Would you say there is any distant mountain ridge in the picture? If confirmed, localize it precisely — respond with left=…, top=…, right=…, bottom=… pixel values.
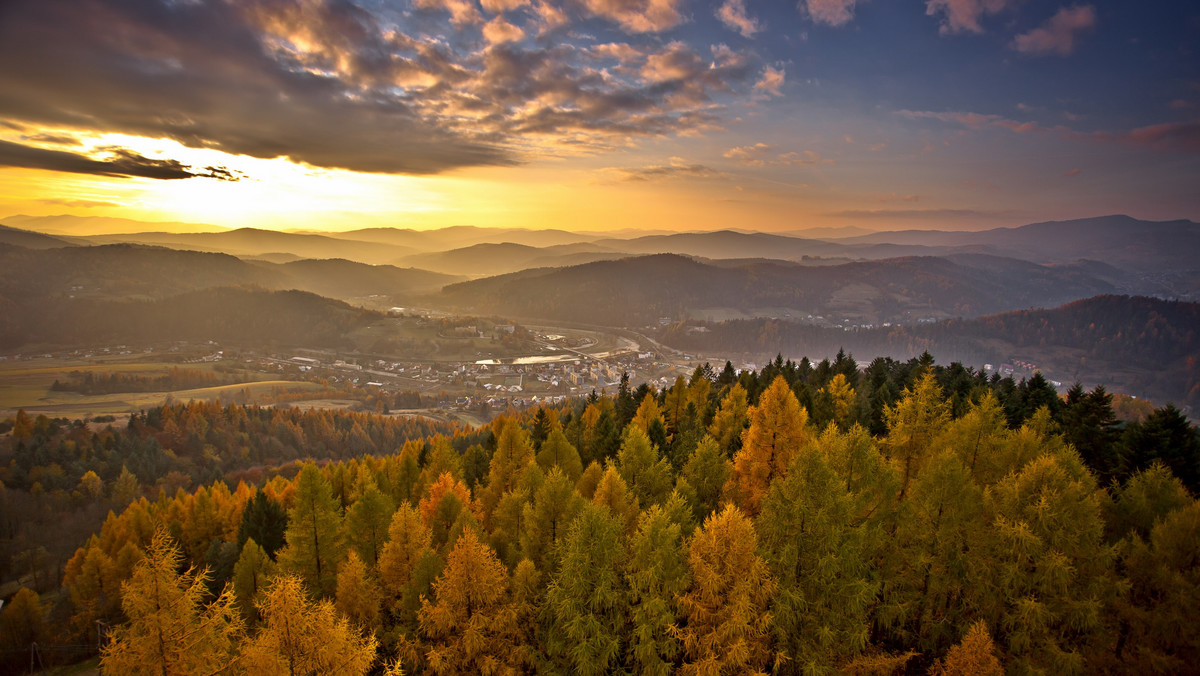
left=0, top=243, right=462, bottom=304
left=834, top=215, right=1200, bottom=270
left=8, top=214, right=1196, bottom=289
left=3, top=213, right=229, bottom=235
left=437, top=252, right=1121, bottom=326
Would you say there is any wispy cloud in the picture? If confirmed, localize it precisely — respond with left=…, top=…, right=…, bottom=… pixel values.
left=718, top=0, right=761, bottom=37
left=755, top=65, right=786, bottom=96
left=581, top=0, right=684, bottom=33
left=414, top=0, right=481, bottom=26
left=482, top=15, right=525, bottom=45
left=898, top=108, right=1200, bottom=154
left=480, top=0, right=530, bottom=13
left=1011, top=5, right=1097, bottom=56
left=801, top=0, right=863, bottom=27
left=925, top=0, right=1014, bottom=34
left=724, top=143, right=832, bottom=166
left=1115, top=120, right=1200, bottom=153
left=610, top=157, right=724, bottom=182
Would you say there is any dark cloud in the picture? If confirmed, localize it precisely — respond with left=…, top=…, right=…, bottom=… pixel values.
left=0, top=0, right=760, bottom=175
left=0, top=140, right=241, bottom=180
left=20, top=132, right=80, bottom=145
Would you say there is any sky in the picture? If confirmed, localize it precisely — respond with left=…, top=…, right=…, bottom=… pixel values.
left=0, top=0, right=1197, bottom=233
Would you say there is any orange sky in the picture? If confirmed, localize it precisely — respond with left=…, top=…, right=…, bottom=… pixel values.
left=1, top=0, right=1197, bottom=234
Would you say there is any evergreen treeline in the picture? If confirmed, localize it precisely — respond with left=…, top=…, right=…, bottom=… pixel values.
left=49, top=367, right=239, bottom=395
left=662, top=295, right=1200, bottom=408
left=2, top=355, right=1199, bottom=674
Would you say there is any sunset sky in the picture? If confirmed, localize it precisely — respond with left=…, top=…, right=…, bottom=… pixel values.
left=0, top=0, right=1196, bottom=233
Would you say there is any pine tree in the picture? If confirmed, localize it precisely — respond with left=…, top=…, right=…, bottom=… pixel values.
left=545, top=503, right=629, bottom=676
left=931, top=391, right=1008, bottom=485
left=1059, top=384, right=1121, bottom=482
left=1112, top=499, right=1200, bottom=672
left=708, top=383, right=749, bottom=455
left=883, top=372, right=950, bottom=500
left=241, top=575, right=377, bottom=676
left=101, top=528, right=242, bottom=675
left=480, top=420, right=536, bottom=523
left=682, top=436, right=732, bottom=522
left=967, top=449, right=1114, bottom=674
left=1105, top=462, right=1191, bottom=542
left=1119, top=404, right=1200, bottom=493
left=344, top=479, right=396, bottom=567
left=616, top=424, right=675, bottom=508
left=335, top=550, right=382, bottom=631
left=932, top=621, right=1003, bottom=676
left=626, top=505, right=690, bottom=676
left=418, top=529, right=522, bottom=674
left=232, top=538, right=276, bottom=620
left=592, top=463, right=640, bottom=533
left=663, top=375, right=690, bottom=436
left=817, top=373, right=857, bottom=430
left=420, top=437, right=464, bottom=487
left=277, top=463, right=345, bottom=597
left=677, top=505, right=776, bottom=676
left=536, top=427, right=583, bottom=483
left=758, top=444, right=878, bottom=675
left=520, top=467, right=585, bottom=570
left=419, top=472, right=475, bottom=552
left=887, top=449, right=985, bottom=655
left=379, top=503, right=440, bottom=626
left=0, top=587, right=47, bottom=658
left=729, top=375, right=812, bottom=515
left=633, top=393, right=666, bottom=433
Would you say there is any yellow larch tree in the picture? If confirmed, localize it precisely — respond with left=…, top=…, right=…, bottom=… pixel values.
left=676, top=505, right=776, bottom=676
left=240, top=574, right=377, bottom=676
left=100, top=528, right=243, bottom=676
left=728, top=375, right=812, bottom=515
left=418, top=529, right=522, bottom=675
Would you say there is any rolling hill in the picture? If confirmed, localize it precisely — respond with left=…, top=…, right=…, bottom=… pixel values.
left=0, top=286, right=381, bottom=350
left=835, top=215, right=1200, bottom=272
left=661, top=295, right=1200, bottom=408
left=436, top=253, right=1119, bottom=327
left=67, top=228, right=417, bottom=265
left=0, top=224, right=77, bottom=249
left=0, top=244, right=462, bottom=304
left=397, top=241, right=626, bottom=277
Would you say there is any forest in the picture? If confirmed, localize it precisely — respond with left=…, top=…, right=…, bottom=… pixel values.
left=1, top=355, right=1198, bottom=675
left=661, top=295, right=1200, bottom=409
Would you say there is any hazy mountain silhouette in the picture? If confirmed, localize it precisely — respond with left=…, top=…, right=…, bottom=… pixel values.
left=437, top=253, right=1119, bottom=326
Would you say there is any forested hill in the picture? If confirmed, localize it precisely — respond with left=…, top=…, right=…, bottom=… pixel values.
left=0, top=286, right=381, bottom=350
left=438, top=253, right=1119, bottom=326
left=0, top=243, right=461, bottom=304
left=662, top=295, right=1200, bottom=407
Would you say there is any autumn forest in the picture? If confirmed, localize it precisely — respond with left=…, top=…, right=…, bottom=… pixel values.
left=2, top=356, right=1198, bottom=675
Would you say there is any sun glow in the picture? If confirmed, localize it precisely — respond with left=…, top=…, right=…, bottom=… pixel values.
left=0, top=128, right=454, bottom=230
